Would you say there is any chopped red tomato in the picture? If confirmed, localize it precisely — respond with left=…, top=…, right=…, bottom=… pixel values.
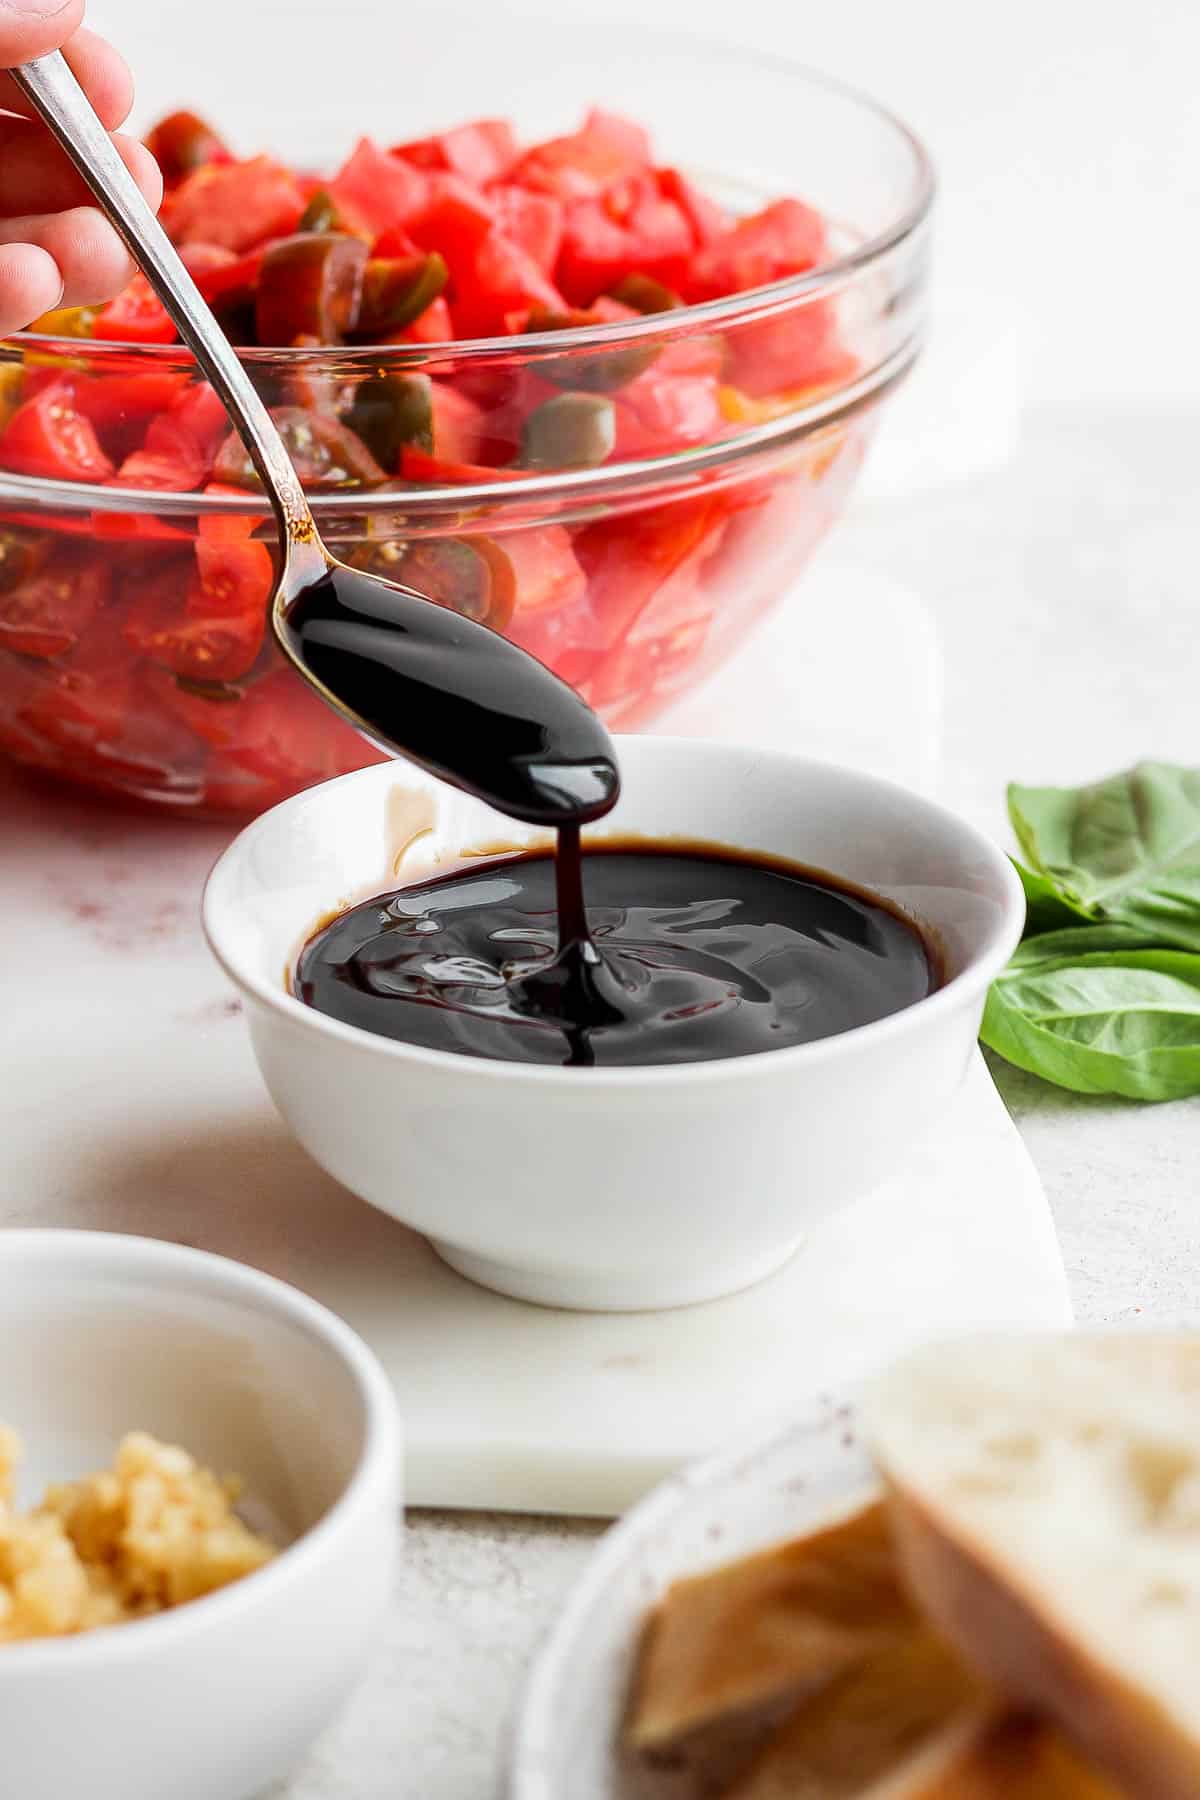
left=72, top=370, right=191, bottom=460
left=179, top=241, right=237, bottom=279
left=123, top=533, right=270, bottom=681
left=194, top=246, right=268, bottom=308
left=656, top=168, right=728, bottom=247
left=613, top=369, right=725, bottom=457
left=728, top=298, right=849, bottom=397
left=112, top=381, right=231, bottom=489
left=408, top=174, right=497, bottom=269
left=90, top=510, right=193, bottom=544
left=163, top=158, right=307, bottom=253
left=429, top=384, right=486, bottom=464
left=328, top=138, right=428, bottom=238
left=392, top=120, right=517, bottom=187
left=145, top=111, right=231, bottom=186
left=0, top=555, right=108, bottom=658
left=391, top=293, right=453, bottom=343
left=112, top=446, right=205, bottom=490
left=511, top=109, right=650, bottom=200
left=684, top=198, right=827, bottom=301
left=18, top=612, right=135, bottom=751
left=489, top=187, right=564, bottom=273
left=573, top=493, right=728, bottom=652
left=93, top=274, right=177, bottom=344
left=0, top=382, right=115, bottom=482
left=147, top=382, right=231, bottom=468
left=399, top=447, right=525, bottom=484
left=141, top=662, right=244, bottom=749
left=451, top=232, right=565, bottom=338
left=223, top=669, right=377, bottom=787
left=557, top=173, right=694, bottom=305
left=478, top=525, right=586, bottom=615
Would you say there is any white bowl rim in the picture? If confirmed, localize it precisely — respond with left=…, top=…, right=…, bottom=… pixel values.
left=506, top=1395, right=877, bottom=1797
left=202, top=738, right=1025, bottom=1092
left=0, top=1228, right=401, bottom=1671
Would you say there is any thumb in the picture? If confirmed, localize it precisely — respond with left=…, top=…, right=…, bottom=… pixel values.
left=0, top=0, right=87, bottom=70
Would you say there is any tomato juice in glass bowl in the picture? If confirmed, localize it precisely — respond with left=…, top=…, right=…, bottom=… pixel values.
left=0, top=37, right=931, bottom=817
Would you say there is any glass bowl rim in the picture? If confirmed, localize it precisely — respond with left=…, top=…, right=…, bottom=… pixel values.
left=6, top=50, right=934, bottom=366
left=0, top=333, right=918, bottom=520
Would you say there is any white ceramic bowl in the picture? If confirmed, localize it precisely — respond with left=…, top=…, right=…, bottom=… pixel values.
left=203, top=740, right=1023, bottom=1312
left=0, top=1230, right=402, bottom=1800
left=507, top=1395, right=876, bottom=1800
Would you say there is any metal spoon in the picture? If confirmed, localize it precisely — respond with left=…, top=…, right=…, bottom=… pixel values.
left=11, top=52, right=619, bottom=827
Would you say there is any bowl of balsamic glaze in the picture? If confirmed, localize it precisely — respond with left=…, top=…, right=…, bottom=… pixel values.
left=204, top=743, right=1023, bottom=1311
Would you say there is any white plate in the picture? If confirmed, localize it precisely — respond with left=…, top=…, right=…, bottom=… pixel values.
left=506, top=1400, right=878, bottom=1800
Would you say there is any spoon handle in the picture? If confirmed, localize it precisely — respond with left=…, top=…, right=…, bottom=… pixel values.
left=12, top=51, right=322, bottom=567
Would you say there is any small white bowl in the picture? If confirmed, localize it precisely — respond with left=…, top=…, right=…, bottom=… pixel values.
left=203, top=740, right=1023, bottom=1312
left=0, top=1230, right=402, bottom=1800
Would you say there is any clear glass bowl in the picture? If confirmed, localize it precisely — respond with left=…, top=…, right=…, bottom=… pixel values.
left=0, top=25, right=931, bottom=815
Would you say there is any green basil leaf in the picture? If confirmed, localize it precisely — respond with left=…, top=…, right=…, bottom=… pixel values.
left=1008, top=924, right=1164, bottom=968
left=1013, top=858, right=1093, bottom=935
left=982, top=946, right=1200, bottom=1100
left=1009, top=761, right=1200, bottom=951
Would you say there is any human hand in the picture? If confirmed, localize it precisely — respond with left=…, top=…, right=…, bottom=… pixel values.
left=0, top=0, right=162, bottom=334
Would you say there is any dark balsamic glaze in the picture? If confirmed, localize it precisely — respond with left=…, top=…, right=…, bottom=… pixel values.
left=286, top=569, right=935, bottom=1067
left=295, top=841, right=936, bottom=1069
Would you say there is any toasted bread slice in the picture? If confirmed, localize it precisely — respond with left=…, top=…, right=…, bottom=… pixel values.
left=868, top=1335, right=1200, bottom=1800
left=909, top=1715, right=1124, bottom=1798
left=627, top=1498, right=916, bottom=1756
left=721, top=1625, right=992, bottom=1799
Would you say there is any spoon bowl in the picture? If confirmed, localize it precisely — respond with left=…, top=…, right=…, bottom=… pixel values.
left=12, top=51, right=618, bottom=828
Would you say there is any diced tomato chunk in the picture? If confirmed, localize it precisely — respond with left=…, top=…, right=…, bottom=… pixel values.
left=489, top=187, right=563, bottom=273
left=194, top=246, right=268, bottom=307
left=511, top=110, right=650, bottom=200
left=122, top=532, right=270, bottom=681
left=0, top=381, right=115, bottom=482
left=481, top=525, right=586, bottom=615
left=399, top=447, right=524, bottom=484
left=574, top=494, right=728, bottom=652
left=392, top=120, right=517, bottom=187
left=613, top=369, right=725, bottom=457
left=451, top=232, right=565, bottom=338
left=145, top=111, right=231, bottom=186
left=408, top=174, right=496, bottom=267
left=162, top=157, right=307, bottom=253
left=112, top=446, right=204, bottom=490
left=223, top=668, right=378, bottom=788
left=178, top=241, right=237, bottom=279
left=557, top=174, right=693, bottom=305
left=0, top=555, right=108, bottom=658
left=684, top=198, right=827, bottom=301
left=656, top=168, right=728, bottom=246
left=111, top=381, right=230, bottom=490
left=93, top=274, right=177, bottom=344
left=72, top=370, right=191, bottom=460
left=582, top=109, right=652, bottom=161
left=328, top=138, right=428, bottom=238
left=728, top=298, right=849, bottom=397
left=429, top=384, right=486, bottom=464
left=391, top=294, right=453, bottom=343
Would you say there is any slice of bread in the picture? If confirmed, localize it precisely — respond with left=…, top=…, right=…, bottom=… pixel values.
left=909, top=1715, right=1124, bottom=1798
left=626, top=1498, right=916, bottom=1757
left=867, top=1334, right=1200, bottom=1800
left=721, top=1625, right=993, bottom=1799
